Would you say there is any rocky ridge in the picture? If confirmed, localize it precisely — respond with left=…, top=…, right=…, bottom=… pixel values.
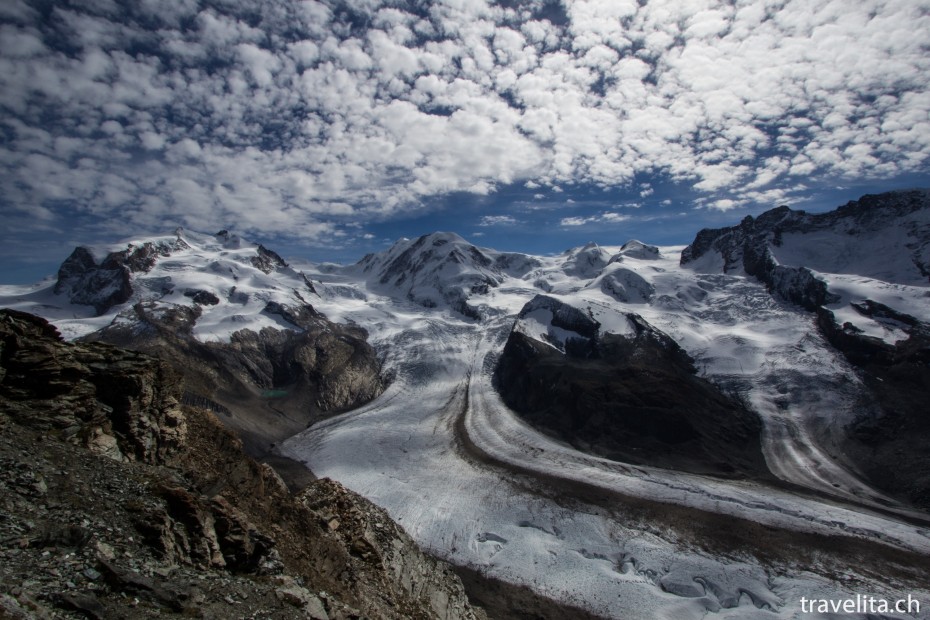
left=495, top=296, right=769, bottom=478
left=680, top=190, right=930, bottom=307
left=0, top=309, right=484, bottom=620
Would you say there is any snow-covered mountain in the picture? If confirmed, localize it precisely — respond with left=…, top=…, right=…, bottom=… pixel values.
left=347, top=231, right=539, bottom=319
left=0, top=229, right=383, bottom=456
left=3, top=190, right=930, bottom=619
left=3, top=228, right=323, bottom=341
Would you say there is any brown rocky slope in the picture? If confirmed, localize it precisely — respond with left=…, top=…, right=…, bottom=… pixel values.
left=0, top=309, right=484, bottom=620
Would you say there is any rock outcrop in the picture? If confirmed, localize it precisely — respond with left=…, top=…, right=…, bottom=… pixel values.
left=54, top=238, right=190, bottom=315
left=0, top=309, right=485, bottom=620
left=815, top=303, right=930, bottom=510
left=680, top=190, right=930, bottom=308
left=680, top=206, right=838, bottom=310
left=83, top=301, right=384, bottom=458
left=495, top=299, right=770, bottom=479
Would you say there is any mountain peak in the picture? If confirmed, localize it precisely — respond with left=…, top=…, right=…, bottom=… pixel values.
left=419, top=231, right=468, bottom=245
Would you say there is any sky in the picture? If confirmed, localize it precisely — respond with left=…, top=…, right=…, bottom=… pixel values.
left=1, top=0, right=929, bottom=282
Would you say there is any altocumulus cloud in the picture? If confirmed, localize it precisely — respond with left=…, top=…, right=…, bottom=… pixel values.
left=1, top=0, right=929, bottom=244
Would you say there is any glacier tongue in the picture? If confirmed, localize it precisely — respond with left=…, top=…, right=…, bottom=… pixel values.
left=281, top=238, right=930, bottom=619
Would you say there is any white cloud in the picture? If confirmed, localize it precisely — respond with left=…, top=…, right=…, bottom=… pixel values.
left=560, top=211, right=630, bottom=227
left=0, top=0, right=928, bottom=247
left=478, top=214, right=517, bottom=226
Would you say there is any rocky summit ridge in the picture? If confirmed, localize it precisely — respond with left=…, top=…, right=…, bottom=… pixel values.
left=0, top=309, right=484, bottom=620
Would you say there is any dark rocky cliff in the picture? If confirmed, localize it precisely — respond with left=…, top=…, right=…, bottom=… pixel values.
left=54, top=239, right=191, bottom=315
left=83, top=302, right=384, bottom=459
left=0, top=309, right=484, bottom=620
left=815, top=303, right=930, bottom=510
left=494, top=298, right=770, bottom=479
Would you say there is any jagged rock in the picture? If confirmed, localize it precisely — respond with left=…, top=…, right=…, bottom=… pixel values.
left=0, top=309, right=187, bottom=463
left=680, top=207, right=837, bottom=310
left=251, top=244, right=288, bottom=273
left=496, top=302, right=769, bottom=478
left=53, top=591, right=108, bottom=619
left=263, top=299, right=322, bottom=329
left=298, top=478, right=485, bottom=620
left=96, top=557, right=185, bottom=611
left=30, top=524, right=92, bottom=549
left=54, top=239, right=189, bottom=315
left=183, top=289, right=220, bottom=305
left=276, top=583, right=330, bottom=619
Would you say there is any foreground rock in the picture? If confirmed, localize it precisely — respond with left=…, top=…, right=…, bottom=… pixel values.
left=0, top=309, right=485, bottom=620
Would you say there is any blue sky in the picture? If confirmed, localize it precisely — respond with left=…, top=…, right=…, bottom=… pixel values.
left=1, top=0, right=930, bottom=282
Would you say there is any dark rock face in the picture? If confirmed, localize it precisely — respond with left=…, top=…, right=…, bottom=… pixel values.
left=680, top=190, right=930, bottom=308
left=54, top=239, right=189, bottom=315
left=519, top=295, right=600, bottom=341
left=0, top=309, right=484, bottom=620
left=83, top=302, right=384, bottom=457
left=816, top=305, right=930, bottom=510
left=681, top=208, right=837, bottom=310
left=184, top=289, right=220, bottom=305
left=263, top=299, right=322, bottom=329
left=251, top=244, right=288, bottom=274
left=0, top=309, right=186, bottom=464
left=495, top=303, right=770, bottom=479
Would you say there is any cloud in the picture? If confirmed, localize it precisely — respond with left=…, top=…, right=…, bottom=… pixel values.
left=478, top=214, right=518, bottom=226
left=560, top=211, right=630, bottom=227
left=0, top=0, right=928, bottom=245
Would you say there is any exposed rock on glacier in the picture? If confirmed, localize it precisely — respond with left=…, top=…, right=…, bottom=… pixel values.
left=495, top=295, right=770, bottom=478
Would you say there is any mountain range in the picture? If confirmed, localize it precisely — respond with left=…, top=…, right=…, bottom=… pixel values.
left=2, top=189, right=929, bottom=619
